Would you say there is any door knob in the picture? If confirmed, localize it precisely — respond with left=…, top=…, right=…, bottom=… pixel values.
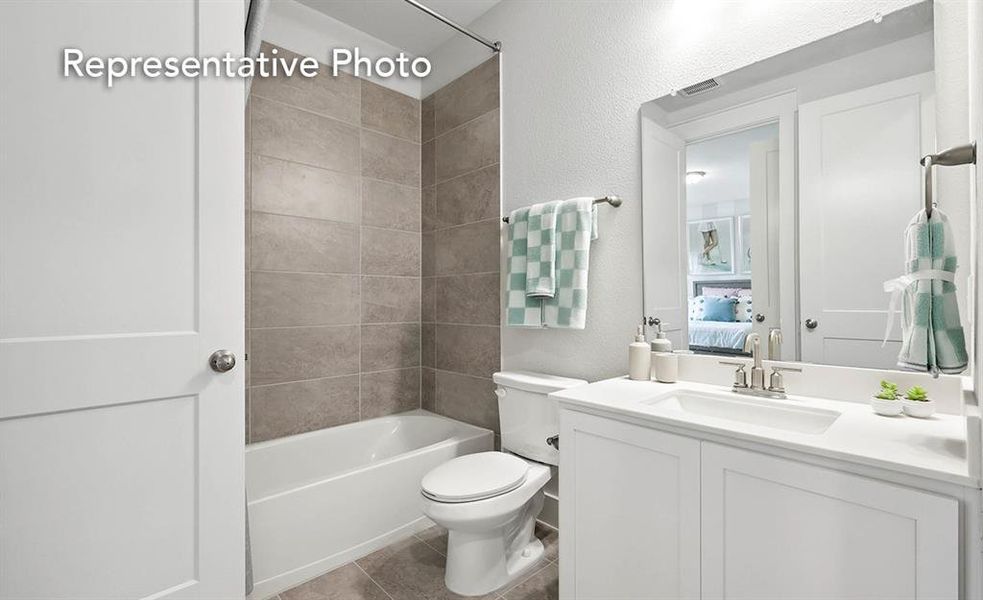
left=804, top=319, right=818, bottom=330
left=209, top=350, right=236, bottom=373
left=754, top=313, right=766, bottom=323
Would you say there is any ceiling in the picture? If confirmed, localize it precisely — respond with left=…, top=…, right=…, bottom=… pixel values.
left=294, top=0, right=501, bottom=56
left=686, top=123, right=779, bottom=208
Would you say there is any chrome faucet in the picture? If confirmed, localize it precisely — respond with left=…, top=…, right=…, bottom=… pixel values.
left=720, top=332, right=801, bottom=399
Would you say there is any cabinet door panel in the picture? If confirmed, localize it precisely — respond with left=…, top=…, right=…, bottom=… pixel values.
left=559, top=411, right=700, bottom=600
left=702, top=443, right=957, bottom=600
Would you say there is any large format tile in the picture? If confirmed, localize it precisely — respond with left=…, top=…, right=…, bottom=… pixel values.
left=435, top=273, right=500, bottom=325
left=361, top=178, right=421, bottom=232
left=433, top=56, right=499, bottom=137
left=251, top=96, right=359, bottom=172
left=422, top=231, right=436, bottom=277
left=502, top=563, right=559, bottom=600
left=361, top=129, right=421, bottom=187
left=251, top=212, right=358, bottom=273
left=434, top=324, right=500, bottom=378
left=435, top=164, right=499, bottom=228
left=422, top=139, right=435, bottom=188
left=421, top=277, right=436, bottom=323
left=251, top=43, right=360, bottom=125
left=421, top=323, right=435, bottom=367
left=434, top=370, right=498, bottom=432
left=361, top=227, right=421, bottom=276
left=434, top=219, right=500, bottom=275
left=249, top=375, right=359, bottom=442
left=361, top=276, right=421, bottom=323
left=422, top=186, right=437, bottom=232
left=356, top=537, right=498, bottom=600
left=249, top=325, right=359, bottom=385
left=422, top=94, right=436, bottom=143
left=361, top=79, right=421, bottom=142
left=251, top=272, right=359, bottom=328
left=251, top=155, right=358, bottom=223
left=421, top=367, right=436, bottom=411
left=360, top=368, right=421, bottom=419
left=361, top=323, right=420, bottom=372
left=434, top=109, right=499, bottom=183
left=279, top=562, right=389, bottom=600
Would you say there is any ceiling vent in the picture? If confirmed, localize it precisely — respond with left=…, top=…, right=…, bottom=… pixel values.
left=680, top=78, right=720, bottom=97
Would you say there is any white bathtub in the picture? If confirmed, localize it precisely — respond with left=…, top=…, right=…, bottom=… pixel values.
left=246, top=409, right=493, bottom=599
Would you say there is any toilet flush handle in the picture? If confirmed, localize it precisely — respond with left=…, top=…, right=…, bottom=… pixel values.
left=546, top=435, right=559, bottom=450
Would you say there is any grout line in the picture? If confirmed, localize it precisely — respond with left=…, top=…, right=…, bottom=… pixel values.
left=250, top=208, right=359, bottom=227
left=249, top=93, right=360, bottom=130
left=248, top=372, right=359, bottom=390
left=428, top=216, right=502, bottom=234
left=361, top=174, right=423, bottom=191
left=430, top=160, right=500, bottom=188
left=353, top=561, right=395, bottom=600
left=360, top=121, right=423, bottom=146
left=250, top=269, right=419, bottom=279
left=432, top=107, right=499, bottom=144
left=360, top=223, right=423, bottom=235
left=248, top=320, right=423, bottom=332
left=250, top=152, right=358, bottom=180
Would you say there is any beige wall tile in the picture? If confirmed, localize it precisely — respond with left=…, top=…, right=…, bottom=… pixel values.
left=421, top=277, right=435, bottom=323
left=435, top=370, right=498, bottom=432
left=361, top=276, right=421, bottom=323
left=435, top=164, right=499, bottom=228
left=361, top=227, right=421, bottom=276
left=361, top=79, right=421, bottom=142
left=434, top=324, right=500, bottom=378
left=421, top=231, right=435, bottom=277
left=251, top=96, right=359, bottom=172
left=434, top=109, right=499, bottom=183
left=251, top=212, right=358, bottom=273
left=361, top=129, right=421, bottom=187
left=251, top=272, right=359, bottom=328
left=421, top=322, right=435, bottom=367
left=251, top=155, right=358, bottom=223
left=433, top=56, right=500, bottom=137
left=421, top=367, right=436, bottom=412
left=249, top=376, right=359, bottom=442
left=250, top=43, right=360, bottom=125
left=434, top=219, right=500, bottom=275
left=435, top=273, right=500, bottom=325
left=361, top=178, right=421, bottom=232
left=421, top=186, right=437, bottom=232
left=421, top=95, right=436, bottom=143
left=360, top=368, right=421, bottom=419
left=250, top=325, right=359, bottom=386
left=421, top=139, right=435, bottom=188
left=361, top=323, right=420, bottom=371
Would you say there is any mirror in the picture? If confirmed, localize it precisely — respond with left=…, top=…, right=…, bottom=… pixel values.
left=641, top=1, right=969, bottom=372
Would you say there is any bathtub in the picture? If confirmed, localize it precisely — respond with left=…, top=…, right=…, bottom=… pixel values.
left=246, top=409, right=493, bottom=599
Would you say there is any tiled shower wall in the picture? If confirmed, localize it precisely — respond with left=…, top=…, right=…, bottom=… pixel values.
left=246, top=43, right=422, bottom=443
left=421, top=57, right=502, bottom=433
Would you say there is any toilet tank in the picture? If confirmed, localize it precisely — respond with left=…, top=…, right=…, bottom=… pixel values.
left=492, top=371, right=587, bottom=466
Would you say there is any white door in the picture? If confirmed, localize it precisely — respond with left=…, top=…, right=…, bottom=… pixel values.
left=748, top=138, right=781, bottom=347
left=0, top=2, right=245, bottom=599
left=559, top=410, right=700, bottom=600
left=641, top=105, right=688, bottom=348
left=702, top=443, right=957, bottom=600
left=799, top=73, right=935, bottom=368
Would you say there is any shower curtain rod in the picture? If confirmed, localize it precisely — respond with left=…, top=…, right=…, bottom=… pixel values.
left=402, top=0, right=501, bottom=53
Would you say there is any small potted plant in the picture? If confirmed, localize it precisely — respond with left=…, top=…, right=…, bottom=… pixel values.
left=870, top=380, right=902, bottom=416
left=902, top=385, right=935, bottom=418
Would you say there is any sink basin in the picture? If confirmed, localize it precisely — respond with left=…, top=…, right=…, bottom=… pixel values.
left=642, top=390, right=841, bottom=435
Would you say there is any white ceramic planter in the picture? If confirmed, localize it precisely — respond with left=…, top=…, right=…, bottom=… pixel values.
left=902, top=398, right=936, bottom=418
left=870, top=397, right=903, bottom=416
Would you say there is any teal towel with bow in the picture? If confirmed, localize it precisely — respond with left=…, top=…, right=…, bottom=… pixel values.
left=884, top=208, right=967, bottom=374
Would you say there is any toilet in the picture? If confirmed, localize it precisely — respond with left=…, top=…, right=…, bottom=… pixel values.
left=420, top=371, right=587, bottom=596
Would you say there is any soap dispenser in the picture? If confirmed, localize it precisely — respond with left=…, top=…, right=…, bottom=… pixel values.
left=629, top=325, right=651, bottom=380
left=649, top=319, right=673, bottom=353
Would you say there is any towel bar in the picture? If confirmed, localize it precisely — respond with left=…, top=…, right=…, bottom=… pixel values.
left=921, top=142, right=976, bottom=217
left=501, top=195, right=622, bottom=223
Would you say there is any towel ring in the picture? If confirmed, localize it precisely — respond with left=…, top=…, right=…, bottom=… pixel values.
left=921, top=142, right=976, bottom=217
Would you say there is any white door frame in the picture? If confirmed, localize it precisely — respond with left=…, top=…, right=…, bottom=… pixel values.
left=668, top=92, right=798, bottom=359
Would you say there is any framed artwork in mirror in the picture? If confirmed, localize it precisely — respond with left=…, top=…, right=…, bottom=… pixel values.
left=687, top=218, right=733, bottom=275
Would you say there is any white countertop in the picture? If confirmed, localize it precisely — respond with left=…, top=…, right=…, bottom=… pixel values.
left=552, top=377, right=977, bottom=488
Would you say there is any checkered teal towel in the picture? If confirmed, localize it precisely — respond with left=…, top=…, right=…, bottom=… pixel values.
left=885, top=208, right=967, bottom=374
left=506, top=198, right=598, bottom=329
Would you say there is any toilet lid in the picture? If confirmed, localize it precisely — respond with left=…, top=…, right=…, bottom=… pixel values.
left=421, top=452, right=529, bottom=503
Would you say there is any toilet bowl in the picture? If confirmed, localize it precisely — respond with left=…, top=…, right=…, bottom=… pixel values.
left=421, top=452, right=551, bottom=596
left=420, top=371, right=587, bottom=596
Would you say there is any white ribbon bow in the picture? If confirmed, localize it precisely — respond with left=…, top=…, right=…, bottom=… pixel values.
left=881, top=269, right=955, bottom=346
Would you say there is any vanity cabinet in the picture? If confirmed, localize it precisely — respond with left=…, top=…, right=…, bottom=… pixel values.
left=559, top=411, right=701, bottom=600
left=559, top=410, right=959, bottom=600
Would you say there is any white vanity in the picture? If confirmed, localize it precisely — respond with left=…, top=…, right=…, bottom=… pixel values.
left=554, top=375, right=979, bottom=600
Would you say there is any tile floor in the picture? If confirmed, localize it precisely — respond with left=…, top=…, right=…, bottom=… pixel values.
left=273, top=523, right=559, bottom=600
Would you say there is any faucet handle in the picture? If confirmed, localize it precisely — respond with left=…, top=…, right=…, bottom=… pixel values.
left=767, top=365, right=801, bottom=393
left=719, top=360, right=749, bottom=388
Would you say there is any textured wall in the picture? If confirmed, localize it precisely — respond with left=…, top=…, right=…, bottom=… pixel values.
left=424, top=0, right=923, bottom=383
left=246, top=43, right=422, bottom=443
left=421, top=57, right=503, bottom=434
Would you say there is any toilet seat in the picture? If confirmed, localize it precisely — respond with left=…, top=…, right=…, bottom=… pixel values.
left=421, top=452, right=529, bottom=503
